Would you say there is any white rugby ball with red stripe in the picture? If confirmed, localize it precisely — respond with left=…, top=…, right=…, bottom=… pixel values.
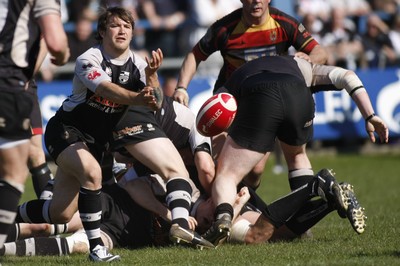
left=196, top=93, right=237, bottom=137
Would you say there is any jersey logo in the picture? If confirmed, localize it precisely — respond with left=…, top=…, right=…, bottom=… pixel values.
left=304, top=119, right=313, bottom=128
left=114, top=125, right=144, bottom=140
left=119, top=71, right=130, bottom=84
left=105, top=67, right=112, bottom=77
left=82, top=63, right=93, bottom=69
left=88, top=70, right=101, bottom=81
left=270, top=30, right=277, bottom=42
left=298, top=23, right=306, bottom=33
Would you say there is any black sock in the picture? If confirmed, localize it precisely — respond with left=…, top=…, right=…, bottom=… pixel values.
left=238, top=182, right=268, bottom=211
left=166, top=178, right=192, bottom=229
left=0, top=180, right=23, bottom=247
left=262, top=180, right=315, bottom=227
left=79, top=187, right=103, bottom=251
left=1, top=237, right=70, bottom=256
left=16, top=199, right=51, bottom=223
left=30, top=163, right=53, bottom=198
left=285, top=199, right=334, bottom=235
left=5, top=223, right=19, bottom=243
left=215, top=203, right=234, bottom=220
left=288, top=169, right=314, bottom=190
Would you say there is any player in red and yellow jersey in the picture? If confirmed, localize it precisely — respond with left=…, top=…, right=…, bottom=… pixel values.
left=174, top=0, right=328, bottom=195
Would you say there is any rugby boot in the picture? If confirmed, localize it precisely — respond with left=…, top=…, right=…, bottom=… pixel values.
left=340, top=182, right=367, bottom=234
left=89, top=245, right=120, bottom=262
left=169, top=224, right=215, bottom=250
left=202, top=214, right=232, bottom=247
left=315, top=168, right=347, bottom=217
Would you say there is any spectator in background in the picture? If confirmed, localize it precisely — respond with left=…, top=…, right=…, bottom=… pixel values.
left=368, top=0, right=399, bottom=18
left=388, top=13, right=400, bottom=65
left=319, top=7, right=364, bottom=69
left=296, top=0, right=333, bottom=24
left=179, top=0, right=242, bottom=77
left=360, top=14, right=397, bottom=69
left=185, top=0, right=241, bottom=51
left=67, top=16, right=97, bottom=62
left=39, top=15, right=96, bottom=82
left=68, top=0, right=100, bottom=22
left=140, top=0, right=189, bottom=58
left=336, top=0, right=371, bottom=17
left=301, top=13, right=324, bottom=42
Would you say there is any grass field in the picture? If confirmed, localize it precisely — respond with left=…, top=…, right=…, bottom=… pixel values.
left=3, top=151, right=400, bottom=265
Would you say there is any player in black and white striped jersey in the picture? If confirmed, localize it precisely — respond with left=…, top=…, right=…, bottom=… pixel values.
left=14, top=6, right=161, bottom=262
left=0, top=0, right=69, bottom=251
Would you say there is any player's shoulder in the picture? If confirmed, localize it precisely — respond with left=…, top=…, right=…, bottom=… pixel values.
left=269, top=6, right=299, bottom=24
left=130, top=50, right=147, bottom=69
left=76, top=46, right=102, bottom=65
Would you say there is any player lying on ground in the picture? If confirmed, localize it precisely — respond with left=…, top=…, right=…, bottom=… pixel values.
left=1, top=167, right=366, bottom=256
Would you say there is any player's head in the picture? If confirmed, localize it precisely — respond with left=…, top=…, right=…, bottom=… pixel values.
left=194, top=197, right=215, bottom=234
left=96, top=6, right=135, bottom=43
left=240, top=0, right=270, bottom=25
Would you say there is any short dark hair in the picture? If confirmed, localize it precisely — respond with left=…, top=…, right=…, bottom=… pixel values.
left=95, top=7, right=135, bottom=41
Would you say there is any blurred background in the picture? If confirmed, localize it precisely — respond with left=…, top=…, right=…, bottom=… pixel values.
left=36, top=0, right=400, bottom=159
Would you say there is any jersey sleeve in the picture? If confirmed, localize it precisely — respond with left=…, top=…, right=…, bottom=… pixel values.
left=33, top=0, right=61, bottom=18
left=189, top=122, right=212, bottom=155
left=192, top=26, right=219, bottom=61
left=75, top=48, right=111, bottom=93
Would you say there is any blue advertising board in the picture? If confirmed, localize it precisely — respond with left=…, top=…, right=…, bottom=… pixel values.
left=37, top=67, right=400, bottom=141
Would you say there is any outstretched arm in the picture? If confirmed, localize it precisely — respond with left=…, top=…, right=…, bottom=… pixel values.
left=174, top=52, right=201, bottom=106
left=308, top=63, right=389, bottom=144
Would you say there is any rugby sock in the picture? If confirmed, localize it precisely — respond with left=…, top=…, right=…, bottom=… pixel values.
left=30, top=163, right=54, bottom=199
left=5, top=223, right=19, bottom=243
left=0, top=180, right=23, bottom=248
left=15, top=199, right=52, bottom=223
left=215, top=203, right=234, bottom=221
left=288, top=169, right=314, bottom=190
left=78, top=187, right=103, bottom=251
left=285, top=199, right=334, bottom=235
left=262, top=180, right=316, bottom=227
left=166, top=178, right=192, bottom=229
left=0, top=237, right=70, bottom=256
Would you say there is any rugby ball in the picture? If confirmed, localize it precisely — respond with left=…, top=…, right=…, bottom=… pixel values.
left=196, top=93, right=237, bottom=137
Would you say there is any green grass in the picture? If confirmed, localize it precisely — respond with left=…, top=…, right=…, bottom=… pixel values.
left=4, top=152, right=400, bottom=265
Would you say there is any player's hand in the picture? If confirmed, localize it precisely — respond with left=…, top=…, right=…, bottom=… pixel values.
left=188, top=216, right=198, bottom=231
left=235, top=187, right=250, bottom=206
left=50, top=47, right=70, bottom=66
left=173, top=88, right=189, bottom=107
left=294, top=52, right=311, bottom=62
left=136, top=86, right=163, bottom=110
left=145, top=48, right=163, bottom=75
left=365, top=115, right=389, bottom=143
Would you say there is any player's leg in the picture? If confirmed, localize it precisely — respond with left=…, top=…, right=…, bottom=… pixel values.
left=280, top=141, right=315, bottom=190
left=242, top=153, right=270, bottom=190
left=124, top=138, right=214, bottom=249
left=0, top=141, right=30, bottom=248
left=204, top=136, right=265, bottom=246
left=28, top=134, right=54, bottom=199
left=56, top=143, right=119, bottom=261
left=0, top=228, right=89, bottom=257
left=27, top=81, right=54, bottom=199
left=0, top=89, right=33, bottom=248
